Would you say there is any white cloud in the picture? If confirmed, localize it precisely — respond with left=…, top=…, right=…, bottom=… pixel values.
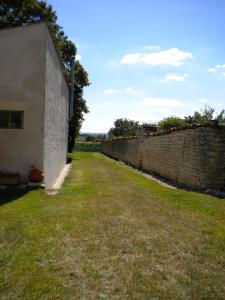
left=120, top=48, right=193, bottom=66
left=103, top=89, right=118, bottom=95
left=217, top=102, right=223, bottom=108
left=81, top=115, right=112, bottom=133
left=198, top=98, right=209, bottom=103
left=104, top=100, right=113, bottom=105
left=76, top=54, right=82, bottom=61
left=94, top=101, right=113, bottom=109
left=208, top=68, right=216, bottom=72
left=120, top=53, right=142, bottom=64
left=216, top=64, right=225, bottom=68
left=124, top=87, right=138, bottom=94
left=140, top=97, right=184, bottom=108
left=208, top=64, right=225, bottom=76
left=144, top=45, right=160, bottom=50
left=145, top=107, right=172, bottom=114
left=162, top=73, right=188, bottom=82
left=103, top=87, right=140, bottom=96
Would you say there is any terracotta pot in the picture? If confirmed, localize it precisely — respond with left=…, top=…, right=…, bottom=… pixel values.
left=29, top=169, right=44, bottom=183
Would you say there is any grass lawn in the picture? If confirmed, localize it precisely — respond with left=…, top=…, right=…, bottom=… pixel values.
left=0, top=152, right=225, bottom=299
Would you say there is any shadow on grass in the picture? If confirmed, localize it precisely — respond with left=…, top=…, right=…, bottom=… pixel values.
left=67, top=154, right=81, bottom=162
left=0, top=188, right=29, bottom=206
left=67, top=156, right=73, bottom=163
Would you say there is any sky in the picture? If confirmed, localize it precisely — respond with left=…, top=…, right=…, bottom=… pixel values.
left=48, top=0, right=225, bottom=133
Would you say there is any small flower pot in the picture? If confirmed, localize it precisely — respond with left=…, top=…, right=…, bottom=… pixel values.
left=29, top=166, right=44, bottom=183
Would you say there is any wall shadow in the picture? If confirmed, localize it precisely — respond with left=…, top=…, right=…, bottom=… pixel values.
left=0, top=188, right=29, bottom=206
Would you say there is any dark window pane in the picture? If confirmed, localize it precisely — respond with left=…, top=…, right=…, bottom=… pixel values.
left=0, top=111, right=9, bottom=128
left=0, top=111, right=23, bottom=129
left=10, top=111, right=23, bottom=129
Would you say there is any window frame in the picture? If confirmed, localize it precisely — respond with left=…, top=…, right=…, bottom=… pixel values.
left=0, top=110, right=24, bottom=129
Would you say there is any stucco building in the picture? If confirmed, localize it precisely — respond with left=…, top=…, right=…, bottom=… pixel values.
left=0, top=22, right=69, bottom=188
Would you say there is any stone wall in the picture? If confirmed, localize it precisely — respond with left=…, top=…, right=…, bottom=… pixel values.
left=101, top=138, right=141, bottom=168
left=101, top=126, right=225, bottom=191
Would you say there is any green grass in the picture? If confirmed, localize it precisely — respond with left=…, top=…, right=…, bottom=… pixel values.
left=0, top=152, right=225, bottom=299
left=75, top=141, right=101, bottom=152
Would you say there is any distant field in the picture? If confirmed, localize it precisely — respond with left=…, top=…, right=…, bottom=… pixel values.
left=75, top=141, right=101, bottom=151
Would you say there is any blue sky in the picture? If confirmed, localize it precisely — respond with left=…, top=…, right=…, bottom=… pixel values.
left=49, top=0, right=225, bottom=132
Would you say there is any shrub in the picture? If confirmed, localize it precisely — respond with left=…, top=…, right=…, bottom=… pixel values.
left=158, top=117, right=186, bottom=130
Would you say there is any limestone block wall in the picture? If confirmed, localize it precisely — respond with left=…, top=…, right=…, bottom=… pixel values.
left=101, top=138, right=141, bottom=168
left=101, top=126, right=225, bottom=191
left=101, top=139, right=141, bottom=168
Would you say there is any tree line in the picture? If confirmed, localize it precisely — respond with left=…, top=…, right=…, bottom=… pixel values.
left=108, top=106, right=225, bottom=138
left=77, top=134, right=107, bottom=142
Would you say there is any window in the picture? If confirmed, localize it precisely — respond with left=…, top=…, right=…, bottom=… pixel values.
left=0, top=111, right=24, bottom=129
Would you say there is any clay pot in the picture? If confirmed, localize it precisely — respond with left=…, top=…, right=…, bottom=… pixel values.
left=29, top=166, right=44, bottom=183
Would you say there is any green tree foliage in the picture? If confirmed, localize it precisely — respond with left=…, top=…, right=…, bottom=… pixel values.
left=69, top=61, right=89, bottom=150
left=0, top=0, right=90, bottom=151
left=85, top=135, right=96, bottom=142
left=108, top=118, right=140, bottom=137
left=185, top=105, right=215, bottom=124
left=157, top=117, right=186, bottom=130
left=185, top=105, right=225, bottom=124
left=158, top=106, right=225, bottom=130
left=216, top=109, right=225, bottom=122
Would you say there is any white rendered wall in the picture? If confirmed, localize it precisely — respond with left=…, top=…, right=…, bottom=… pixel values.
left=43, top=26, right=69, bottom=188
left=0, top=23, right=46, bottom=182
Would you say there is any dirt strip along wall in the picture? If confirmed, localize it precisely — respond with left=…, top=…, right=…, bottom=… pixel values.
left=101, top=127, right=225, bottom=191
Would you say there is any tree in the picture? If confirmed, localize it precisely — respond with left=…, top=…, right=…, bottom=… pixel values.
left=157, top=106, right=225, bottom=131
left=185, top=105, right=225, bottom=124
left=185, top=105, right=215, bottom=124
left=157, top=117, right=186, bottom=130
left=68, top=61, right=89, bottom=151
left=108, top=118, right=140, bottom=137
left=0, top=0, right=90, bottom=151
left=85, top=135, right=96, bottom=142
left=216, top=109, right=225, bottom=122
